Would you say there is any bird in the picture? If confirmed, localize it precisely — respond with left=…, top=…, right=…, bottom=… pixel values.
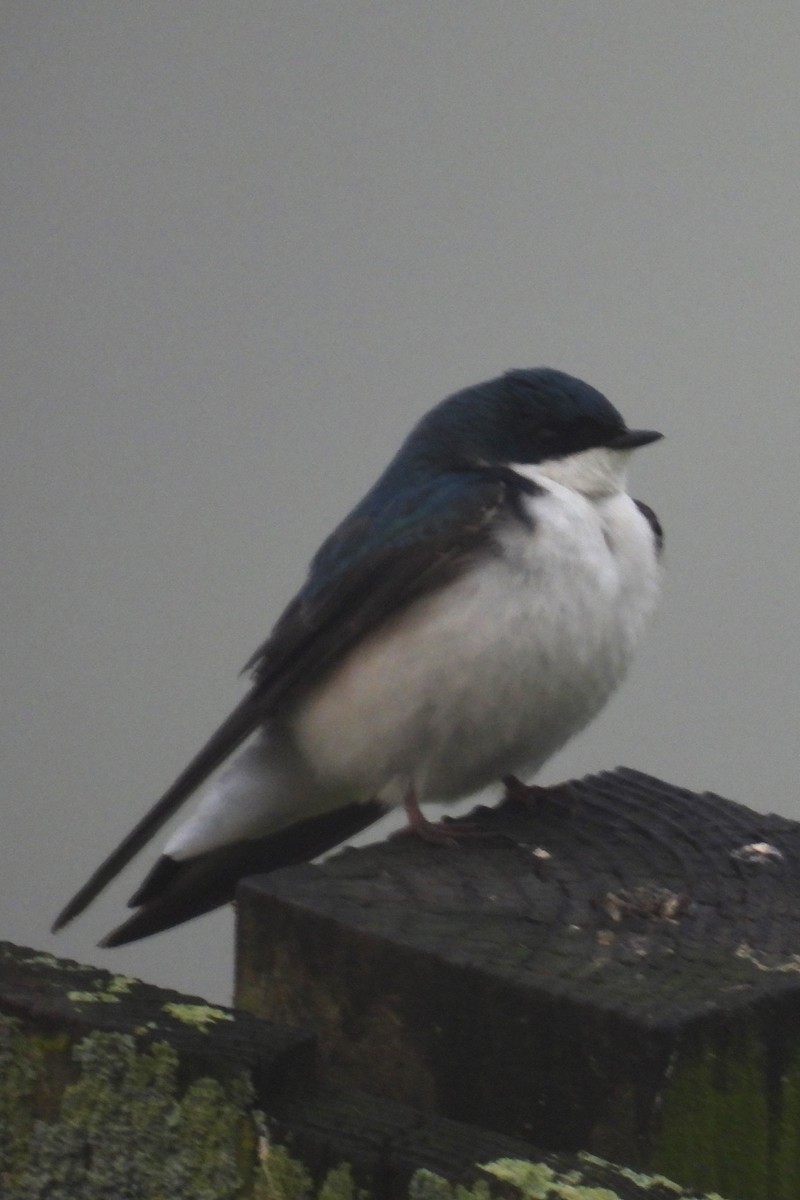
left=53, top=367, right=663, bottom=946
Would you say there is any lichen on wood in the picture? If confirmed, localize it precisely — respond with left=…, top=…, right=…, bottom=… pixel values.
left=1, top=1016, right=256, bottom=1199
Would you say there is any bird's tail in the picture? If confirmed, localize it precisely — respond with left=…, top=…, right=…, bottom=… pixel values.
left=52, top=690, right=269, bottom=933
left=100, top=796, right=386, bottom=946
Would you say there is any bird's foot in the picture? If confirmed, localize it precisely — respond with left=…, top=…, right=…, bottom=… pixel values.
left=393, top=785, right=490, bottom=846
left=502, top=774, right=531, bottom=803
left=392, top=810, right=494, bottom=846
left=502, top=776, right=571, bottom=808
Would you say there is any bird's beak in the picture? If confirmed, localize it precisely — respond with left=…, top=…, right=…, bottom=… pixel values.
left=608, top=428, right=663, bottom=450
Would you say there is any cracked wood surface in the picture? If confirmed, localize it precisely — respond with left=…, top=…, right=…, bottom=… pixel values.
left=237, top=767, right=800, bottom=1197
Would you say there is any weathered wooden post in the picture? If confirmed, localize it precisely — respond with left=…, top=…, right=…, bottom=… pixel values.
left=0, top=933, right=715, bottom=1197
left=236, top=767, right=800, bottom=1199
left=6, top=764, right=797, bottom=1198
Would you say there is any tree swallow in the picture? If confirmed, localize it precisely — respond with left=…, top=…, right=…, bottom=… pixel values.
left=53, top=368, right=663, bottom=946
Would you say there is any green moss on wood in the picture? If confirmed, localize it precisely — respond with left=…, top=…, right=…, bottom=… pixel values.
left=1, top=1001, right=736, bottom=1200
left=1, top=1005, right=737, bottom=1200
left=655, top=1036, right=772, bottom=1198
left=253, top=1142, right=373, bottom=1200
left=0, top=1016, right=43, bottom=1181
left=254, top=1141, right=314, bottom=1200
left=775, top=1041, right=800, bottom=1196
left=477, top=1154, right=729, bottom=1199
left=0, top=1015, right=255, bottom=1199
left=578, top=1153, right=722, bottom=1196
left=317, top=1163, right=370, bottom=1200
left=408, top=1170, right=491, bottom=1200
left=481, top=1159, right=577, bottom=1197
left=161, top=1001, right=235, bottom=1032
left=65, top=974, right=138, bottom=1006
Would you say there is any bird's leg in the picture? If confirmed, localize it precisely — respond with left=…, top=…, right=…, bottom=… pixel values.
left=393, top=784, right=490, bottom=845
left=400, top=785, right=460, bottom=844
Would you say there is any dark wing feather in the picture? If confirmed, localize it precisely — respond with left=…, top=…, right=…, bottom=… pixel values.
left=633, top=498, right=664, bottom=555
left=54, top=468, right=529, bottom=932
left=243, top=468, right=522, bottom=704
left=52, top=692, right=266, bottom=931
left=100, top=796, right=387, bottom=946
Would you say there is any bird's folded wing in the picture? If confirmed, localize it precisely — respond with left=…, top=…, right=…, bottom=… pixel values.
left=244, top=467, right=531, bottom=703
left=53, top=467, right=533, bottom=931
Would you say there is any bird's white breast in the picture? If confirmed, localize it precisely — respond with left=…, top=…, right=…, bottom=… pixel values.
left=291, top=474, right=661, bottom=805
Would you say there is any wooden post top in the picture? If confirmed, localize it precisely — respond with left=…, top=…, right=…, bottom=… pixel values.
left=236, top=767, right=800, bottom=1199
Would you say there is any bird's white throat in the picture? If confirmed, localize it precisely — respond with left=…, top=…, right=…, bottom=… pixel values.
left=513, top=445, right=632, bottom=498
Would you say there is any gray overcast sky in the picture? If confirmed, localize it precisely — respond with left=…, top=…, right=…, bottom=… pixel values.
left=3, top=3, right=800, bottom=1004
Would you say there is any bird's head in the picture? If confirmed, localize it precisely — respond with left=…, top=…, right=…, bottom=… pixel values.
left=399, top=368, right=662, bottom=497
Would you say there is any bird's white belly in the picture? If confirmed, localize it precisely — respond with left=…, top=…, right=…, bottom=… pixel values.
left=291, top=487, right=660, bottom=804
